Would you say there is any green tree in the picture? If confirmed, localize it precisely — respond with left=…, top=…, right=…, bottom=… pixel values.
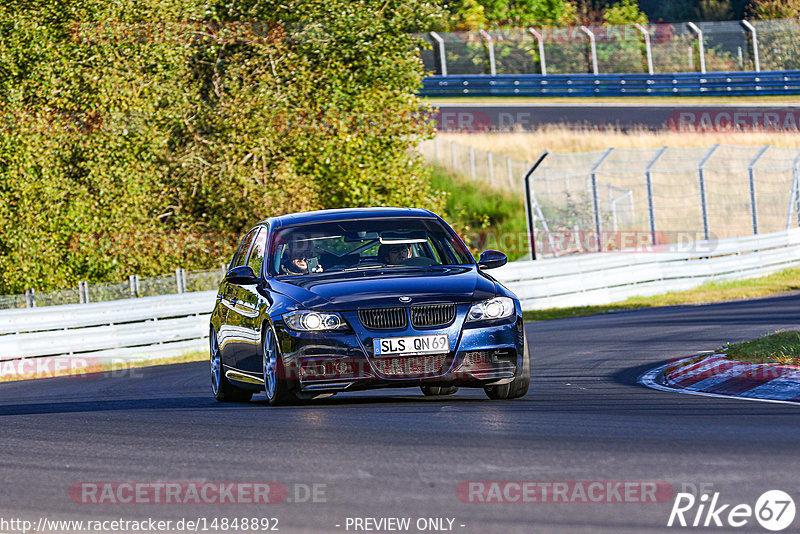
left=0, top=0, right=444, bottom=293
left=603, top=0, right=648, bottom=24
left=747, top=0, right=800, bottom=18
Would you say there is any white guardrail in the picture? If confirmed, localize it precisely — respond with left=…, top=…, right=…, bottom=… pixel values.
left=493, top=228, right=800, bottom=310
left=1, top=228, right=800, bottom=374
left=0, top=291, right=216, bottom=374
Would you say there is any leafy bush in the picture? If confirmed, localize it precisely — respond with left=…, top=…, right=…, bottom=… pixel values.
left=0, top=0, right=444, bottom=293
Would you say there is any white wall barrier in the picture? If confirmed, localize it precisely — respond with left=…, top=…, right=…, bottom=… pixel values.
left=0, top=291, right=217, bottom=376
left=2, top=228, right=800, bottom=376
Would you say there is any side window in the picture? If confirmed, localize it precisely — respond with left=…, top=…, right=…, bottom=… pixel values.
left=230, top=228, right=259, bottom=270
left=246, top=228, right=267, bottom=277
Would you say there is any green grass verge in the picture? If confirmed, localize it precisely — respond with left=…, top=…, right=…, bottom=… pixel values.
left=424, top=95, right=800, bottom=104
left=430, top=163, right=528, bottom=260
left=523, top=267, right=800, bottom=322
left=721, top=331, right=800, bottom=366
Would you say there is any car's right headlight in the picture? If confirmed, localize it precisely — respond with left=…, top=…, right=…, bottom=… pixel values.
left=283, top=310, right=347, bottom=331
left=465, top=297, right=515, bottom=323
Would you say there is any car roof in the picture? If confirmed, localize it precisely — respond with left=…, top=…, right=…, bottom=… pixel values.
left=260, top=207, right=439, bottom=229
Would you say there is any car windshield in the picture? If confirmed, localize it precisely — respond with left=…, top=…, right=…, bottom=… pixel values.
left=270, top=217, right=474, bottom=276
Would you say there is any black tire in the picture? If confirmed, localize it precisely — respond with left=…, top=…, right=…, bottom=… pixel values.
left=484, top=334, right=531, bottom=400
left=210, top=327, right=253, bottom=403
left=263, top=326, right=298, bottom=406
left=420, top=385, right=459, bottom=396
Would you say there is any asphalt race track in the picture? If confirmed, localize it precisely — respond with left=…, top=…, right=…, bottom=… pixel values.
left=432, top=102, right=800, bottom=132
left=2, top=294, right=800, bottom=533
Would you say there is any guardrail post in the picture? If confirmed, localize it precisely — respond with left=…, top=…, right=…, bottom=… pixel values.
left=635, top=23, right=654, bottom=75
left=129, top=274, right=140, bottom=297
left=590, top=148, right=614, bottom=252
left=741, top=20, right=760, bottom=72
left=527, top=28, right=547, bottom=75
left=433, top=136, right=439, bottom=162
left=748, top=145, right=769, bottom=234
left=645, top=146, right=668, bottom=246
left=25, top=288, right=35, bottom=308
left=469, top=146, right=476, bottom=181
left=451, top=140, right=457, bottom=170
left=580, top=26, right=599, bottom=75
left=429, top=32, right=447, bottom=76
left=487, top=151, right=494, bottom=185
left=479, top=30, right=497, bottom=76
left=698, top=144, right=720, bottom=241
left=523, top=151, right=549, bottom=260
left=687, top=22, right=706, bottom=73
left=506, top=156, right=514, bottom=189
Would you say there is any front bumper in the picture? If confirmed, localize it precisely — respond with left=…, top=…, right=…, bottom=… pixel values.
left=273, top=308, right=525, bottom=393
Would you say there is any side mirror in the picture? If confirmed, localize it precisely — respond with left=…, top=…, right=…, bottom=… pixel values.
left=478, top=250, right=507, bottom=270
left=226, top=265, right=258, bottom=285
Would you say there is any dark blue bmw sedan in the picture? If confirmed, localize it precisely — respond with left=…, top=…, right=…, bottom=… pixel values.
left=209, top=207, right=530, bottom=405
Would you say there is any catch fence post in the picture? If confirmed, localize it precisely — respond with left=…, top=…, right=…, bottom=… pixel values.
left=635, top=23, right=654, bottom=75
left=580, top=26, right=599, bottom=75
left=129, top=274, right=140, bottom=297
left=469, top=146, right=476, bottom=181
left=78, top=281, right=90, bottom=304
left=590, top=148, right=614, bottom=252
left=687, top=22, right=706, bottom=73
left=741, top=20, right=760, bottom=72
left=527, top=28, right=547, bottom=75
left=747, top=145, right=769, bottom=234
left=25, top=289, right=35, bottom=308
left=479, top=30, right=497, bottom=76
left=645, top=146, right=668, bottom=246
left=698, top=144, right=719, bottom=241
left=523, top=151, right=549, bottom=260
left=790, top=151, right=800, bottom=229
left=429, top=32, right=447, bottom=76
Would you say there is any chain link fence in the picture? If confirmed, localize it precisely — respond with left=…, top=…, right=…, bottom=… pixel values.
left=420, top=19, right=800, bottom=76
left=0, top=268, right=225, bottom=310
left=420, top=138, right=800, bottom=256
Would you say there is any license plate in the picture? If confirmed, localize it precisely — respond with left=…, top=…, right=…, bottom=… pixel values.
left=373, top=335, right=450, bottom=356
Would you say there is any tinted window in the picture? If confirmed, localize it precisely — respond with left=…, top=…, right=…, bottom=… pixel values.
left=269, top=218, right=473, bottom=276
left=246, top=228, right=268, bottom=276
left=230, top=228, right=259, bottom=269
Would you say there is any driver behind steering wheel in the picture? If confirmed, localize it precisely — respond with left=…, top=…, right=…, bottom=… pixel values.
left=378, top=243, right=412, bottom=265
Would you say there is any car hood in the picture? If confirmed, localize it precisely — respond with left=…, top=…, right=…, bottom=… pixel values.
left=270, top=266, right=496, bottom=311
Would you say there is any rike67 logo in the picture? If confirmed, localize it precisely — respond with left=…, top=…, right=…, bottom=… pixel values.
left=668, top=490, right=795, bottom=531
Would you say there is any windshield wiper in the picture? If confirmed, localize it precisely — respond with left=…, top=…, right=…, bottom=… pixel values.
left=334, top=265, right=390, bottom=273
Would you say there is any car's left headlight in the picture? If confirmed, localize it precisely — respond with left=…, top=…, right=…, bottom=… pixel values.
left=465, top=297, right=515, bottom=323
left=283, top=310, right=347, bottom=331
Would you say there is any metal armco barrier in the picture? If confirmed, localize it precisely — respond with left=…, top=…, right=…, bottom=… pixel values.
left=420, top=71, right=800, bottom=98
left=492, top=228, right=800, bottom=310
left=3, top=229, right=800, bottom=366
left=0, top=291, right=216, bottom=366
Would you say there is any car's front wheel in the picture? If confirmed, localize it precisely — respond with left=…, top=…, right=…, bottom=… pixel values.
left=420, top=385, right=459, bottom=396
left=210, top=327, right=253, bottom=403
left=263, top=326, right=298, bottom=406
left=484, top=335, right=531, bottom=400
